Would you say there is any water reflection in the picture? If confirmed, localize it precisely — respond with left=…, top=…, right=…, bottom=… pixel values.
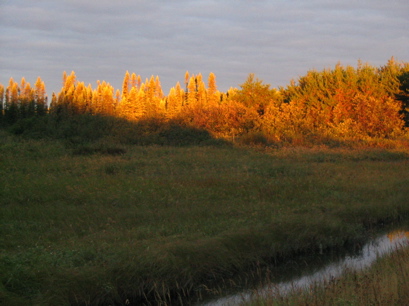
left=201, top=231, right=409, bottom=306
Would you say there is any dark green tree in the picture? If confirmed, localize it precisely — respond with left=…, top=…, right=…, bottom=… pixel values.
left=378, top=58, right=409, bottom=126
left=0, top=83, right=4, bottom=125
left=396, top=71, right=409, bottom=125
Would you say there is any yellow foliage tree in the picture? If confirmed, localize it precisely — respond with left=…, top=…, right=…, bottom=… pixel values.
left=34, top=76, right=47, bottom=116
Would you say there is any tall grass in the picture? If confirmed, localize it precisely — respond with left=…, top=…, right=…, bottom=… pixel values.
left=247, top=241, right=409, bottom=305
left=1, top=129, right=409, bottom=304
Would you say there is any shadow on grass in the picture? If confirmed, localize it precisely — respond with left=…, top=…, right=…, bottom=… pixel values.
left=5, top=114, right=231, bottom=155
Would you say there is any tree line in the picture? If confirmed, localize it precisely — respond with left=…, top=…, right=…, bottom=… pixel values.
left=1, top=57, right=409, bottom=144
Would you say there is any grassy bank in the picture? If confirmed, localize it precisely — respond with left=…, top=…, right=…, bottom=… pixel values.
left=1, top=129, right=409, bottom=305
left=247, top=233, right=409, bottom=305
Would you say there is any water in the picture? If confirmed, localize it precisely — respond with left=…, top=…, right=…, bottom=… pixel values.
left=200, top=231, right=409, bottom=306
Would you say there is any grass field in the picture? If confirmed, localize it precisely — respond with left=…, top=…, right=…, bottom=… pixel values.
left=1, top=129, right=409, bottom=305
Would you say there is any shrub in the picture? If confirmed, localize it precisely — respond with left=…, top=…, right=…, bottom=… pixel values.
left=238, top=131, right=271, bottom=146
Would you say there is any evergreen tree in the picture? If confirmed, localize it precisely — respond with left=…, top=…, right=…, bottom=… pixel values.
left=20, top=77, right=26, bottom=95
left=73, top=82, right=85, bottom=114
left=184, top=71, right=190, bottom=91
left=130, top=73, right=138, bottom=88
left=102, top=82, right=116, bottom=116
left=155, top=76, right=166, bottom=114
left=174, top=82, right=184, bottom=114
left=86, top=84, right=93, bottom=113
left=136, top=84, right=147, bottom=118
left=121, top=71, right=130, bottom=101
left=23, top=82, right=36, bottom=118
left=187, top=76, right=197, bottom=107
left=115, top=89, right=121, bottom=109
left=166, top=82, right=184, bottom=117
left=4, top=78, right=19, bottom=124
left=126, top=87, right=139, bottom=120
left=62, top=71, right=67, bottom=88
left=117, top=95, right=130, bottom=120
left=207, top=72, right=218, bottom=106
left=378, top=57, right=401, bottom=96
left=54, top=71, right=77, bottom=116
left=195, top=74, right=206, bottom=107
left=145, top=76, right=160, bottom=117
left=379, top=57, right=409, bottom=125
left=49, top=92, right=57, bottom=111
left=91, top=82, right=101, bottom=114
left=232, top=73, right=277, bottom=116
left=166, top=87, right=178, bottom=119
left=19, top=78, right=29, bottom=118
left=398, top=69, right=409, bottom=125
left=0, top=83, right=4, bottom=125
left=268, top=61, right=407, bottom=141
left=184, top=71, right=190, bottom=105
left=155, top=76, right=164, bottom=98
left=137, top=75, right=142, bottom=89
left=34, top=76, right=47, bottom=116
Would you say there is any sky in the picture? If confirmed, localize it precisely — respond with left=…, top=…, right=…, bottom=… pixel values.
left=1, top=0, right=408, bottom=96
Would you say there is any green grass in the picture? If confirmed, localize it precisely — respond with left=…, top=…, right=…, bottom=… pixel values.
left=1, top=129, right=409, bottom=305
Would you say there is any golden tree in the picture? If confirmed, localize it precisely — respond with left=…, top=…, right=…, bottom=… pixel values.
left=145, top=76, right=159, bottom=117
left=196, top=74, right=207, bottom=107
left=73, top=82, right=88, bottom=114
left=187, top=76, right=197, bottom=107
left=207, top=72, right=219, bottom=107
left=34, top=76, right=47, bottom=116
left=184, top=71, right=190, bottom=91
left=135, top=85, right=147, bottom=119
left=231, top=73, right=277, bottom=116
left=121, top=71, right=130, bottom=101
left=54, top=71, right=77, bottom=116
left=19, top=78, right=36, bottom=118
left=5, top=78, right=20, bottom=123
left=92, top=81, right=113, bottom=115
left=130, top=73, right=138, bottom=88
left=166, top=82, right=184, bottom=118
left=166, top=87, right=178, bottom=119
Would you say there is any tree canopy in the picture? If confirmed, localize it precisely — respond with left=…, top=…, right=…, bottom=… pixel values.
left=1, top=58, right=408, bottom=144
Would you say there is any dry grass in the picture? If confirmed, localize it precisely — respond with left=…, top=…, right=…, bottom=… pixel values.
left=247, top=240, right=409, bottom=306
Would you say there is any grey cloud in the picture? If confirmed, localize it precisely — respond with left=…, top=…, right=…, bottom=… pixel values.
left=1, top=0, right=408, bottom=95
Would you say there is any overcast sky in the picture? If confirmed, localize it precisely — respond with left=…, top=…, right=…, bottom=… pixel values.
left=1, top=0, right=408, bottom=96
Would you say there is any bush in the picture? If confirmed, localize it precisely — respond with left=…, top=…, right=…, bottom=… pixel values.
left=158, top=123, right=212, bottom=146
left=238, top=131, right=271, bottom=146
left=8, top=116, right=50, bottom=138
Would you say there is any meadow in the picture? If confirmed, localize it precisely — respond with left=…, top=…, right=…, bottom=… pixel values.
left=1, top=128, right=409, bottom=305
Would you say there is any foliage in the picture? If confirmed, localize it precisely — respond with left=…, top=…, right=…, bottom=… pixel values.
left=261, top=60, right=407, bottom=143
left=230, top=73, right=280, bottom=116
left=1, top=58, right=409, bottom=146
left=178, top=99, right=259, bottom=138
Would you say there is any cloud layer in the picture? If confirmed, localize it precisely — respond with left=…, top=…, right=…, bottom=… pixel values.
left=1, top=0, right=408, bottom=95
